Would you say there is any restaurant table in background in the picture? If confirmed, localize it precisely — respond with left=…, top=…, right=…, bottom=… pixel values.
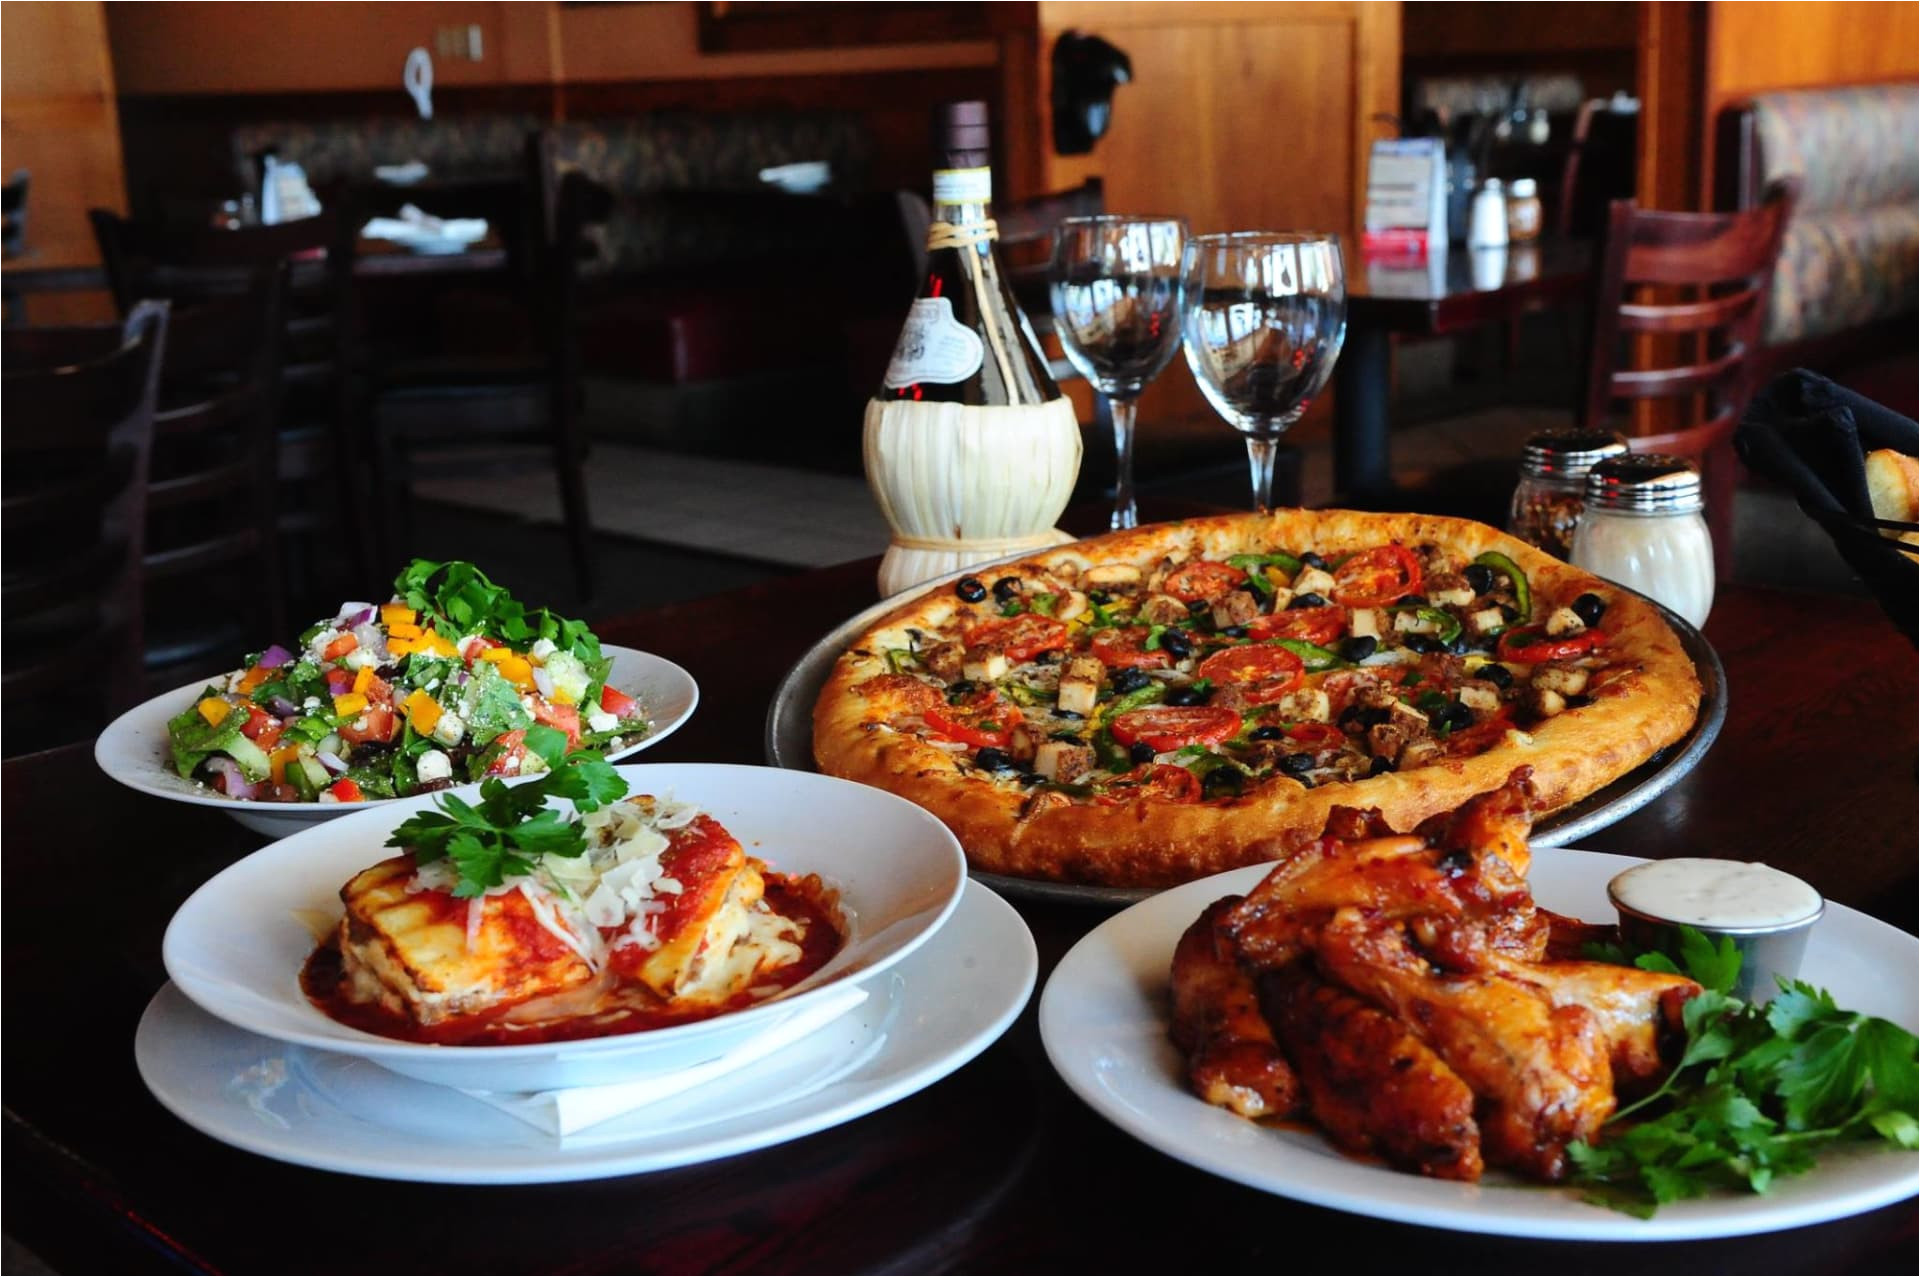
left=6, top=510, right=1914, bottom=1272
left=1338, top=239, right=1593, bottom=500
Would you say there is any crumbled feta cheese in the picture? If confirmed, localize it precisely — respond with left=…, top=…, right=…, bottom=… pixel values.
left=529, top=638, right=557, bottom=662
left=416, top=750, right=452, bottom=784
left=431, top=711, right=465, bottom=746
left=588, top=711, right=618, bottom=733
left=302, top=696, right=322, bottom=710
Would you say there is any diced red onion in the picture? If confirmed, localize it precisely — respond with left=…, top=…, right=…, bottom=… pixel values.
left=207, top=757, right=260, bottom=801
left=532, top=666, right=555, bottom=699
left=316, top=750, right=347, bottom=774
left=258, top=644, right=294, bottom=669
left=351, top=623, right=385, bottom=655
left=267, top=695, right=301, bottom=718
left=337, top=603, right=374, bottom=627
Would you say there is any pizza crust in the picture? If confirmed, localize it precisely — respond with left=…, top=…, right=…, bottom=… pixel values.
left=813, top=510, right=1702, bottom=887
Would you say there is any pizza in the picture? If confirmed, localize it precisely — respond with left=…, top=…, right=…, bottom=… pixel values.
left=811, top=510, right=1702, bottom=888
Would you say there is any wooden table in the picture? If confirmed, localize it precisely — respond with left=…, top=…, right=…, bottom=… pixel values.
left=6, top=564, right=1914, bottom=1272
left=1336, top=239, right=1593, bottom=500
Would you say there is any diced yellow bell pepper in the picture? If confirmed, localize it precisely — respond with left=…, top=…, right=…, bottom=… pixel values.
left=351, top=666, right=374, bottom=694
left=269, top=745, right=300, bottom=784
left=387, top=622, right=422, bottom=639
left=478, top=647, right=513, bottom=665
left=387, top=637, right=416, bottom=658
left=198, top=698, right=231, bottom=726
left=551, top=686, right=575, bottom=706
left=333, top=692, right=369, bottom=718
left=404, top=689, right=442, bottom=733
left=496, top=655, right=535, bottom=688
left=380, top=602, right=416, bottom=627
left=414, top=630, right=457, bottom=659
left=237, top=665, right=272, bottom=692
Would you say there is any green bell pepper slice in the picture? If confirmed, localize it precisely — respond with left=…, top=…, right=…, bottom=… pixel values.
left=1472, top=550, right=1532, bottom=621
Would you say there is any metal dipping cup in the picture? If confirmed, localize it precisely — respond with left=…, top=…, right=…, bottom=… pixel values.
left=1608, top=864, right=1825, bottom=1004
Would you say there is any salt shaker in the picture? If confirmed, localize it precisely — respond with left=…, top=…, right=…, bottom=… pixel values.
left=1508, top=429, right=1630, bottom=559
left=1570, top=454, right=1715, bottom=628
left=1468, top=178, right=1509, bottom=248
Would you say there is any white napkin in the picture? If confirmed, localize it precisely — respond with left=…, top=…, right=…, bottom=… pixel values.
left=361, top=202, right=487, bottom=247
left=461, top=983, right=868, bottom=1137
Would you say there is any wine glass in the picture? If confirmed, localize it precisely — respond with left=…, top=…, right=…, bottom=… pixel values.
left=1049, top=215, right=1188, bottom=529
left=1180, top=232, right=1347, bottom=512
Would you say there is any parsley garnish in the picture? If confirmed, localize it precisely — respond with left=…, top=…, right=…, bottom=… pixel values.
left=1569, top=925, right=1919, bottom=1216
left=395, top=559, right=604, bottom=665
left=383, top=733, right=630, bottom=898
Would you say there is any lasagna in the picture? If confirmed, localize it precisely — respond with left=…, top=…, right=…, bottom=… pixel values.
left=306, top=796, right=841, bottom=1045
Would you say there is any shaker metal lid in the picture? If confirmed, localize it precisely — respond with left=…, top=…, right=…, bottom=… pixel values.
left=1585, top=453, right=1704, bottom=513
left=1520, top=429, right=1631, bottom=477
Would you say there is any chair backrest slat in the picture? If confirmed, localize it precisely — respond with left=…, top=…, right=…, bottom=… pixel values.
left=2, top=300, right=168, bottom=715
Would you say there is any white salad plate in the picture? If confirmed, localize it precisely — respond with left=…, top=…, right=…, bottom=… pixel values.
left=137, top=878, right=1035, bottom=1183
left=1039, top=846, right=1920, bottom=1241
left=162, top=762, right=967, bottom=1093
left=96, top=644, right=698, bottom=838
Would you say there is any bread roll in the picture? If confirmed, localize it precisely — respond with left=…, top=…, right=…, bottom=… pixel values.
left=1864, top=448, right=1918, bottom=553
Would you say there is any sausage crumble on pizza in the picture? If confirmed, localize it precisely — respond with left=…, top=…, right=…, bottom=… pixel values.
left=813, top=511, right=1702, bottom=888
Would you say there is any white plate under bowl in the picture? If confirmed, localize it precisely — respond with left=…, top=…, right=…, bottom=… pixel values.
left=1040, top=846, right=1919, bottom=1241
left=137, top=878, right=1034, bottom=1183
left=96, top=645, right=697, bottom=838
left=162, top=762, right=966, bottom=1093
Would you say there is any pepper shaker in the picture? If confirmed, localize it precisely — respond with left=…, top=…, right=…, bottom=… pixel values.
left=1508, top=429, right=1630, bottom=559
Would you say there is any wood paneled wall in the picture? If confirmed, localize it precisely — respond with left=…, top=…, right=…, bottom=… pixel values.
left=1012, top=1, right=1400, bottom=435
left=1, top=0, right=126, bottom=271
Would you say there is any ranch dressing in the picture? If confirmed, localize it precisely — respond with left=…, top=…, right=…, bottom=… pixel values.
left=1609, top=858, right=1823, bottom=930
left=1571, top=454, right=1714, bottom=628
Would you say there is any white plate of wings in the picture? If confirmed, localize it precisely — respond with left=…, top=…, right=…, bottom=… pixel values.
left=1039, top=846, right=1919, bottom=1240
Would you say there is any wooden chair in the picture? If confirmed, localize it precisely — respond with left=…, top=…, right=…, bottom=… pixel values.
left=89, top=209, right=367, bottom=603
left=2, top=301, right=168, bottom=737
left=1579, top=180, right=1799, bottom=578
left=361, top=150, right=608, bottom=599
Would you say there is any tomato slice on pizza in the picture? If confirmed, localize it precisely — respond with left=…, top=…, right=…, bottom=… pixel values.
left=1108, top=705, right=1242, bottom=752
left=1197, top=645, right=1306, bottom=703
left=966, top=614, right=1071, bottom=662
left=1330, top=545, right=1423, bottom=607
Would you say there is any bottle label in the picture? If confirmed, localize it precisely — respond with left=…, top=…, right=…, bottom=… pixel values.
left=882, top=296, right=985, bottom=388
left=931, top=167, right=993, bottom=205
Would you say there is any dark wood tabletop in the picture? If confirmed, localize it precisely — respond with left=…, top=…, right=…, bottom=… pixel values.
left=5, top=551, right=1915, bottom=1272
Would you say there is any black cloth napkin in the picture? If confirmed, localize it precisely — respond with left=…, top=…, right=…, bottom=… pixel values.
left=1735, top=369, right=1918, bottom=641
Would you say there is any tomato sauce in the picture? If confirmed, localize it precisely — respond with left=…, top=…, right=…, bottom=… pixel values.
left=300, top=875, right=843, bottom=1047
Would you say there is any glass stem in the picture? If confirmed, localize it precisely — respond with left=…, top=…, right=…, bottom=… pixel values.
left=1245, top=434, right=1280, bottom=513
left=1108, top=393, right=1140, bottom=530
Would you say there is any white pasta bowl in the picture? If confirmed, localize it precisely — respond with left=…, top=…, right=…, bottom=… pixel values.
left=96, top=645, right=697, bottom=839
left=162, top=763, right=967, bottom=1093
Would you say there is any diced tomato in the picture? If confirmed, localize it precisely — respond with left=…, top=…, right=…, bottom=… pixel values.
left=1330, top=545, right=1424, bottom=608
left=326, top=777, right=364, bottom=803
left=598, top=684, right=638, bottom=719
left=925, top=690, right=1023, bottom=749
left=964, top=614, right=1071, bottom=663
left=1197, top=645, right=1306, bottom=703
left=1444, top=708, right=1514, bottom=755
left=485, top=728, right=531, bottom=776
left=1248, top=604, right=1346, bottom=646
left=325, top=666, right=354, bottom=692
left=1094, top=763, right=1202, bottom=805
left=238, top=706, right=284, bottom=749
left=1108, top=704, right=1241, bottom=752
left=1162, top=561, right=1248, bottom=603
left=1498, top=628, right=1602, bottom=665
left=321, top=633, right=359, bottom=661
left=336, top=703, right=400, bottom=746
left=236, top=665, right=273, bottom=693
left=1089, top=626, right=1171, bottom=670
left=1281, top=721, right=1347, bottom=751
left=531, top=698, right=582, bottom=751
left=461, top=635, right=504, bottom=664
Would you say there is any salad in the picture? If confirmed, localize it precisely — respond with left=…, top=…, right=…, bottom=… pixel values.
left=166, top=560, right=650, bottom=805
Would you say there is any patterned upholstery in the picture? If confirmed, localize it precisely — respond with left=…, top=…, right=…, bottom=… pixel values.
left=228, top=116, right=541, bottom=192
left=545, top=114, right=871, bottom=274
left=1748, top=85, right=1919, bottom=344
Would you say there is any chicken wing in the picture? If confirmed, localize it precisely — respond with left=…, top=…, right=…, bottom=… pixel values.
left=1170, top=897, right=1300, bottom=1119
left=1489, top=956, right=1700, bottom=1094
left=1259, top=966, right=1483, bottom=1181
left=1313, top=912, right=1615, bottom=1181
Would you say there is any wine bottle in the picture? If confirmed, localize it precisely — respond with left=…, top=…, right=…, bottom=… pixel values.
left=864, top=100, right=1083, bottom=597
